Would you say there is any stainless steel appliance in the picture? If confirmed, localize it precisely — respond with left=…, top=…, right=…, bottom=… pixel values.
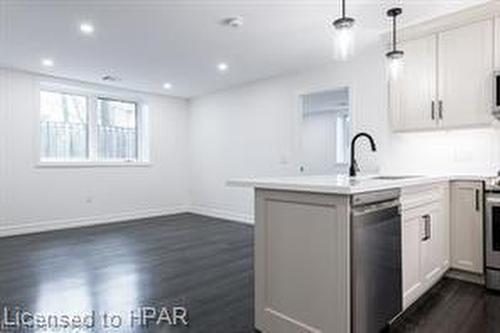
left=485, top=175, right=500, bottom=290
left=351, top=189, right=402, bottom=333
left=494, top=71, right=500, bottom=117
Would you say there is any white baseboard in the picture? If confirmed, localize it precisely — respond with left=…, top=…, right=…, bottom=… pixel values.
left=189, top=205, right=254, bottom=225
left=0, top=205, right=189, bottom=238
left=0, top=205, right=254, bottom=238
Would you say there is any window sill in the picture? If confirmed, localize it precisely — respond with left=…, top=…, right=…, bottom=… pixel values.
left=36, top=161, right=152, bottom=168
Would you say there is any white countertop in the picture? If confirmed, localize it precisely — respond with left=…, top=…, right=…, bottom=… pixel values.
left=228, top=174, right=492, bottom=195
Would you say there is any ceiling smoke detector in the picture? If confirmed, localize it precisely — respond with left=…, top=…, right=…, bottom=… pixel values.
left=221, top=16, right=244, bottom=28
left=102, top=75, right=121, bottom=82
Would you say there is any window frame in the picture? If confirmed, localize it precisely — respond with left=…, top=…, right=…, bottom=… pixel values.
left=296, top=86, right=352, bottom=174
left=39, top=88, right=91, bottom=161
left=36, top=82, right=150, bottom=168
left=95, top=96, right=140, bottom=163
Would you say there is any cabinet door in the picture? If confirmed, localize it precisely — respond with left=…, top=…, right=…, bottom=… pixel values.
left=390, top=35, right=438, bottom=131
left=451, top=181, right=484, bottom=273
left=402, top=208, right=424, bottom=308
left=420, top=202, right=445, bottom=286
left=438, top=20, right=494, bottom=128
left=495, top=17, right=500, bottom=69
left=493, top=16, right=500, bottom=69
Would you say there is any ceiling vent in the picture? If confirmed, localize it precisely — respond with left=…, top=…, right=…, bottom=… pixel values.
left=102, top=75, right=121, bottom=82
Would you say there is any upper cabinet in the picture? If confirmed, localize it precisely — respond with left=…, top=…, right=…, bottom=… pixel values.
left=390, top=35, right=437, bottom=131
left=438, top=20, right=493, bottom=128
left=390, top=19, right=495, bottom=131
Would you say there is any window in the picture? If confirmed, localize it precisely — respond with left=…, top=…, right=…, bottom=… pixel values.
left=40, top=88, right=147, bottom=164
left=97, top=98, right=138, bottom=161
left=299, top=87, right=351, bottom=175
left=40, top=91, right=89, bottom=161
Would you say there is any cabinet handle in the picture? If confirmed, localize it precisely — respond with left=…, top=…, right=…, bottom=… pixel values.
left=422, top=215, right=431, bottom=241
left=431, top=101, right=436, bottom=120
left=475, top=189, right=480, bottom=212
left=426, top=215, right=431, bottom=240
left=438, top=100, right=443, bottom=119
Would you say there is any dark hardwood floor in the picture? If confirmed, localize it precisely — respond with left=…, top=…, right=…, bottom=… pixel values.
left=391, top=277, right=500, bottom=333
left=0, top=213, right=254, bottom=332
left=1, top=213, right=500, bottom=332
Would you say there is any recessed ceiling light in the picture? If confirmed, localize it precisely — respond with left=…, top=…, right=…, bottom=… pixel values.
left=163, top=82, right=172, bottom=90
left=80, top=22, right=94, bottom=35
left=41, top=58, right=54, bottom=67
left=217, top=63, right=228, bottom=72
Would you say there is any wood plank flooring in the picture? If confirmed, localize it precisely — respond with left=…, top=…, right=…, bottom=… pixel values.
left=390, top=277, right=500, bottom=333
left=1, top=213, right=500, bottom=332
left=0, top=213, right=254, bottom=332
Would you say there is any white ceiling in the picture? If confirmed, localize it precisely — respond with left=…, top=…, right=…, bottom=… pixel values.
left=0, top=0, right=489, bottom=98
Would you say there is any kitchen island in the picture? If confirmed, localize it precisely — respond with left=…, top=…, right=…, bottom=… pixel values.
left=229, top=174, right=488, bottom=333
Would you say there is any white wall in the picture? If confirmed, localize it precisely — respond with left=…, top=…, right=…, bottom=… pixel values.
left=386, top=127, right=500, bottom=175
left=188, top=42, right=500, bottom=223
left=0, top=68, right=190, bottom=236
left=188, top=42, right=389, bottom=222
left=3, top=42, right=500, bottom=233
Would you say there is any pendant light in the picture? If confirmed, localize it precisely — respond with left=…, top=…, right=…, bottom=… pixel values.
left=386, top=8, right=404, bottom=79
left=333, top=0, right=355, bottom=60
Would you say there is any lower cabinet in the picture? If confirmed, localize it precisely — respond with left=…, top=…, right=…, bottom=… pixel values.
left=420, top=202, right=447, bottom=285
left=450, top=181, right=484, bottom=273
left=401, top=184, right=450, bottom=309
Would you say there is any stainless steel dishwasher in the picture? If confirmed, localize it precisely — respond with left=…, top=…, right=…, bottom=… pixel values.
left=351, top=189, right=402, bottom=333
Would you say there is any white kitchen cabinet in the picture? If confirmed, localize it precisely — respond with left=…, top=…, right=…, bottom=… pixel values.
left=420, top=202, right=446, bottom=285
left=496, top=17, right=500, bottom=68
left=401, top=184, right=449, bottom=309
left=438, top=20, right=494, bottom=128
left=451, top=181, right=484, bottom=274
left=390, top=35, right=437, bottom=131
left=254, top=190, right=350, bottom=333
left=402, top=206, right=424, bottom=307
left=390, top=19, right=494, bottom=131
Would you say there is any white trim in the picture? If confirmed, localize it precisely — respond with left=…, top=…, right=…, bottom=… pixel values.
left=39, top=80, right=147, bottom=104
left=296, top=86, right=352, bottom=173
left=395, top=0, right=500, bottom=44
left=0, top=206, right=189, bottom=238
left=36, top=161, right=152, bottom=168
left=189, top=205, right=254, bottom=224
left=0, top=206, right=253, bottom=238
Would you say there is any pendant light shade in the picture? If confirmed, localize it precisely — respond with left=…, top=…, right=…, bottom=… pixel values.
left=386, top=7, right=404, bottom=79
left=386, top=8, right=403, bottom=59
left=333, top=0, right=355, bottom=60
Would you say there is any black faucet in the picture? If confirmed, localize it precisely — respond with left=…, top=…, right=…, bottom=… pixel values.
left=349, top=132, right=377, bottom=177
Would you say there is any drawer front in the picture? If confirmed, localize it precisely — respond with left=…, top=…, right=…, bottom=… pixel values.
left=401, top=183, right=447, bottom=211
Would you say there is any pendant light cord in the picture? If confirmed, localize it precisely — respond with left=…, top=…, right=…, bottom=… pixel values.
left=342, top=0, right=346, bottom=19
left=393, top=15, right=397, bottom=52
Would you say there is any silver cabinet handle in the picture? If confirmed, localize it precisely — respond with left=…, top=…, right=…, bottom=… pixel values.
left=475, top=189, right=480, bottom=212
left=422, top=214, right=431, bottom=241
left=438, top=100, right=443, bottom=119
left=431, top=101, right=436, bottom=120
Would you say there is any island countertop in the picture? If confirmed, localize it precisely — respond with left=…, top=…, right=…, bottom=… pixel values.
left=228, top=174, right=492, bottom=195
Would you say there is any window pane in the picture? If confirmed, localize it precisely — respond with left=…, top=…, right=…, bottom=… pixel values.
left=40, top=91, right=88, bottom=160
left=336, top=113, right=350, bottom=164
left=97, top=99, right=138, bottom=161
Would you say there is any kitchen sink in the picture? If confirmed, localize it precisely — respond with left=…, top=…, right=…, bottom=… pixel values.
left=373, top=175, right=423, bottom=180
